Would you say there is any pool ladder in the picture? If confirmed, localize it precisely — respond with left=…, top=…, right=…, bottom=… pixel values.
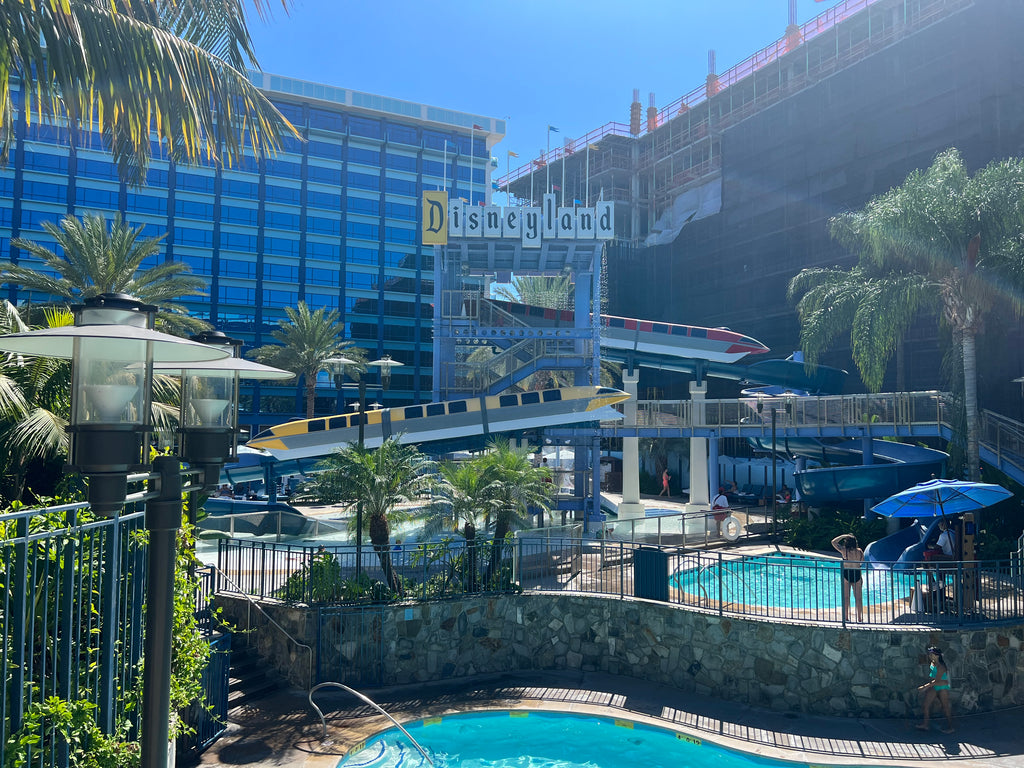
left=310, top=681, right=435, bottom=765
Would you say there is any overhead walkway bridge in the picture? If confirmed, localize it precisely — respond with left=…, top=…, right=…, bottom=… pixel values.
left=543, top=391, right=1024, bottom=503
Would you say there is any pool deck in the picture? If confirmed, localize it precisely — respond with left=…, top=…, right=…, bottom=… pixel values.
left=189, top=670, right=1024, bottom=768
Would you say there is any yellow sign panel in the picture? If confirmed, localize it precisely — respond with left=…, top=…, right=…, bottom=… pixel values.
left=422, top=191, right=448, bottom=244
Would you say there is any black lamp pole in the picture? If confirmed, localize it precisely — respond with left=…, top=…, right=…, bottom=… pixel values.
left=356, top=378, right=366, bottom=578
left=771, top=407, right=778, bottom=539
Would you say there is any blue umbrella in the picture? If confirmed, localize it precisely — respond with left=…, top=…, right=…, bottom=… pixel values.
left=871, top=478, right=1013, bottom=518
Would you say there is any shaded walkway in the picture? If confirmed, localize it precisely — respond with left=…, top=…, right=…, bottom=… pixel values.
left=191, top=670, right=1024, bottom=768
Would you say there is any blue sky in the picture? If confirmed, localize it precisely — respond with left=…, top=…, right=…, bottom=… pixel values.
left=249, top=0, right=843, bottom=182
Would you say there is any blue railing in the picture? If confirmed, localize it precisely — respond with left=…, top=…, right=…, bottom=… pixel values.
left=217, top=537, right=1024, bottom=628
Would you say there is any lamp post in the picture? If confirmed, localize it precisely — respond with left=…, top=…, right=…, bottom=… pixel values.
left=325, top=356, right=356, bottom=414
left=0, top=294, right=230, bottom=768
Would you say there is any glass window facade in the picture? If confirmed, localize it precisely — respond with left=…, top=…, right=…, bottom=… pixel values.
left=0, top=79, right=502, bottom=424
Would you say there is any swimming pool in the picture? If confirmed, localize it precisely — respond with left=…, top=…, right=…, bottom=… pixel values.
left=338, top=710, right=856, bottom=768
left=671, top=553, right=916, bottom=610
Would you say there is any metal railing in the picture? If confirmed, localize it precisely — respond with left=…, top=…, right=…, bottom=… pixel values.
left=981, top=410, right=1024, bottom=477
left=215, top=535, right=1023, bottom=628
left=615, top=391, right=949, bottom=434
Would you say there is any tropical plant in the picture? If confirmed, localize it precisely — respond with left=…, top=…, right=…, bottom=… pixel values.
left=425, top=459, right=494, bottom=591
left=476, top=439, right=553, bottom=583
left=0, top=0, right=296, bottom=185
left=788, top=148, right=1024, bottom=481
left=1, top=213, right=210, bottom=335
left=247, top=301, right=368, bottom=418
left=494, top=273, right=574, bottom=310
left=309, top=437, right=437, bottom=595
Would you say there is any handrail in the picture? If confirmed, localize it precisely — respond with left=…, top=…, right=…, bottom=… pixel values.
left=212, top=564, right=315, bottom=691
left=309, top=681, right=434, bottom=764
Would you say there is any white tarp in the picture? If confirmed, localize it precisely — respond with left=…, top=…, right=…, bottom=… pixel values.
left=644, top=176, right=722, bottom=247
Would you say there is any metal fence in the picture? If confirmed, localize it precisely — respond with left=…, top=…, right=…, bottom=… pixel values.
left=0, top=502, right=147, bottom=767
left=217, top=536, right=1024, bottom=628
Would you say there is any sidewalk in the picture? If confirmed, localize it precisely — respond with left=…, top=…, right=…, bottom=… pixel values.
left=190, top=670, right=1024, bottom=768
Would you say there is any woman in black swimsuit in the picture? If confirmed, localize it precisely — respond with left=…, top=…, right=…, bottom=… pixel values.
left=831, top=534, right=865, bottom=622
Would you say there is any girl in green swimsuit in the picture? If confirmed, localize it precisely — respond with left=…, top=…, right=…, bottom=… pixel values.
left=916, top=646, right=954, bottom=733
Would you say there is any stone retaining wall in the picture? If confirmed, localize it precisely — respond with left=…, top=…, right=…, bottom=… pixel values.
left=216, top=593, right=1024, bottom=717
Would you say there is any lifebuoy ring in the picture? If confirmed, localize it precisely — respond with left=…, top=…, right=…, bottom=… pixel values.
left=721, top=515, right=742, bottom=542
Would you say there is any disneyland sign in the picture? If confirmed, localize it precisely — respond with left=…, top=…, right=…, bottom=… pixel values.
left=422, top=192, right=614, bottom=246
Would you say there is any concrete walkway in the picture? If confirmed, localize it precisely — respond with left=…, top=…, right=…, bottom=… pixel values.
left=189, top=670, right=1024, bottom=768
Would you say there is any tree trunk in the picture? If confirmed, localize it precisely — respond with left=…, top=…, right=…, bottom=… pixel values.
left=305, top=377, right=316, bottom=419
left=369, top=512, right=403, bottom=596
left=485, top=512, right=511, bottom=586
left=962, top=331, right=981, bottom=481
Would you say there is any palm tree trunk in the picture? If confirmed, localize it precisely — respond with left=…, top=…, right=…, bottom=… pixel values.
left=962, top=331, right=981, bottom=481
left=369, top=513, right=404, bottom=596
left=305, top=378, right=316, bottom=419
left=464, top=522, right=478, bottom=591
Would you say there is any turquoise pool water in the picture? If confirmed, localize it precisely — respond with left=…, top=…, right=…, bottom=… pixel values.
left=671, top=553, right=916, bottom=610
left=338, top=710, right=851, bottom=768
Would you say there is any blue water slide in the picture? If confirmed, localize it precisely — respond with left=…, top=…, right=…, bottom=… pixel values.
left=863, top=518, right=947, bottom=571
left=791, top=439, right=947, bottom=505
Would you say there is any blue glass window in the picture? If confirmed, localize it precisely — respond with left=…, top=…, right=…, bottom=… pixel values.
left=307, top=292, right=339, bottom=310
left=422, top=131, right=449, bottom=151
left=265, top=159, right=302, bottom=179
left=79, top=158, right=117, bottom=179
left=387, top=125, right=418, bottom=145
left=174, top=227, right=213, bottom=247
left=176, top=173, right=214, bottom=193
left=347, top=196, right=380, bottom=216
left=147, top=167, right=170, bottom=186
left=422, top=159, right=444, bottom=178
left=384, top=250, right=414, bottom=268
left=223, top=179, right=259, bottom=200
left=346, top=271, right=375, bottom=289
left=306, top=267, right=338, bottom=286
left=308, top=140, right=343, bottom=160
left=349, top=117, right=381, bottom=139
left=385, top=177, right=416, bottom=196
left=308, top=241, right=340, bottom=259
left=384, top=226, right=415, bottom=244
left=264, top=262, right=299, bottom=283
left=75, top=186, right=119, bottom=209
left=384, top=202, right=415, bottom=221
left=126, top=193, right=165, bottom=214
left=265, top=184, right=301, bottom=205
left=222, top=232, right=257, bottom=252
left=272, top=101, right=305, bottom=125
left=174, top=199, right=213, bottom=220
left=347, top=172, right=380, bottom=192
left=262, top=288, right=298, bottom=307
left=23, top=151, right=69, bottom=174
left=308, top=190, right=342, bottom=210
left=309, top=108, right=343, bottom=132
left=349, top=147, right=380, bottom=166
left=265, top=210, right=300, bottom=230
left=181, top=255, right=212, bottom=275
left=220, top=259, right=257, bottom=279
left=219, top=285, right=256, bottom=304
left=280, top=135, right=304, bottom=154
left=23, top=181, right=66, bottom=203
left=346, top=220, right=379, bottom=240
left=347, top=246, right=378, bottom=265
left=264, top=237, right=299, bottom=256
left=221, top=205, right=258, bottom=226
left=0, top=177, right=13, bottom=197
left=308, top=165, right=342, bottom=185
left=0, top=210, right=12, bottom=228
left=386, top=153, right=417, bottom=172
left=307, top=216, right=341, bottom=236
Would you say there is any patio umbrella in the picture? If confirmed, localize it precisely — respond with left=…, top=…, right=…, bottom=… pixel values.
left=871, top=478, right=1013, bottom=518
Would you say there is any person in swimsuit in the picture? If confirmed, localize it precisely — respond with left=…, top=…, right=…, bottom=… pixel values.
left=659, top=468, right=671, bottom=497
left=916, top=646, right=954, bottom=733
left=831, top=534, right=864, bottom=622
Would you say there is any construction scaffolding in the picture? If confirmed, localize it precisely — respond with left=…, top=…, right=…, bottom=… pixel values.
left=499, top=0, right=974, bottom=243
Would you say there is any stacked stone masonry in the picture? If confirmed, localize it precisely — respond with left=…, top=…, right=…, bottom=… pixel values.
left=216, top=593, right=1024, bottom=718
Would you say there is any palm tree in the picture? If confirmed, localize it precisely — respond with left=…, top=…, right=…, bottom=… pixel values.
left=247, top=301, right=368, bottom=418
left=477, top=439, right=553, bottom=585
left=1, top=213, right=209, bottom=335
left=1, top=0, right=296, bottom=185
left=788, top=149, right=1024, bottom=480
left=312, top=437, right=436, bottom=596
left=426, top=459, right=495, bottom=591
left=0, top=303, right=70, bottom=503
left=494, top=274, right=574, bottom=310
